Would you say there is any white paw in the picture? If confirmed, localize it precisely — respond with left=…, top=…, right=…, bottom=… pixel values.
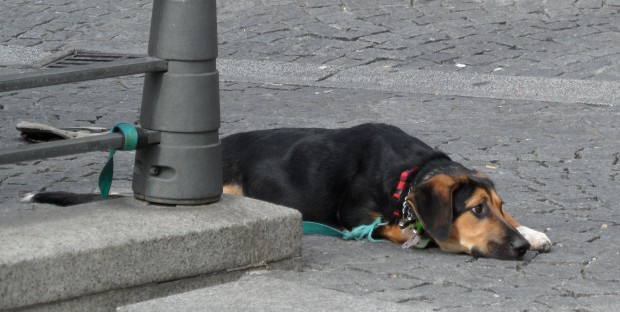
left=517, top=226, right=551, bottom=252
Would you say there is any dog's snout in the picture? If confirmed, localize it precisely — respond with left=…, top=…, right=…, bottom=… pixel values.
left=511, top=235, right=530, bottom=257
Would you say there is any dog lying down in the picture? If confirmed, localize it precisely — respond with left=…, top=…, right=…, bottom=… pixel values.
left=27, top=123, right=551, bottom=260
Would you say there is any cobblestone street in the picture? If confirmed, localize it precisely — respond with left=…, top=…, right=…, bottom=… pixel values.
left=1, top=0, right=620, bottom=310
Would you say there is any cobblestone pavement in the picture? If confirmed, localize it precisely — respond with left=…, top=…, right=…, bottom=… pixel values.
left=2, top=0, right=620, bottom=79
left=1, top=0, right=620, bottom=310
left=217, top=0, right=620, bottom=80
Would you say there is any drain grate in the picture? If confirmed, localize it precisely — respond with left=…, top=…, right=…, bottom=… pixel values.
left=44, top=50, right=142, bottom=69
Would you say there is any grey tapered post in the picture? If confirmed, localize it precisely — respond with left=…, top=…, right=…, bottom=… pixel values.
left=133, top=0, right=222, bottom=205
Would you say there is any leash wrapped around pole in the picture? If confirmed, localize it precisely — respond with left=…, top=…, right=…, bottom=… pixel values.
left=99, top=123, right=139, bottom=200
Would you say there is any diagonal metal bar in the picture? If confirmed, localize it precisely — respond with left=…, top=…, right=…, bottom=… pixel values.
left=0, top=57, right=168, bottom=93
left=0, top=130, right=160, bottom=165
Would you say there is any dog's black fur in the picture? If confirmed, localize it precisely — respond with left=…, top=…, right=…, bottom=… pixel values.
left=222, top=123, right=449, bottom=228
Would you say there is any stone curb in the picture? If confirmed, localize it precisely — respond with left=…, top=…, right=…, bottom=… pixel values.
left=118, top=275, right=435, bottom=312
left=0, top=195, right=302, bottom=310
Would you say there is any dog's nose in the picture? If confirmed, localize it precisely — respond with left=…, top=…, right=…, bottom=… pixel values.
left=511, top=235, right=530, bottom=257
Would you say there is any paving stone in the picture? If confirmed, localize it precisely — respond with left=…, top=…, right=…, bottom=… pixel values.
left=576, top=0, right=604, bottom=8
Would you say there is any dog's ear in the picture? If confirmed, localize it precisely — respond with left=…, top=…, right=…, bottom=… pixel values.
left=407, top=174, right=461, bottom=242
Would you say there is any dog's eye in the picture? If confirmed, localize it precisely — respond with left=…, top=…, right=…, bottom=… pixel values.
left=471, top=205, right=483, bottom=214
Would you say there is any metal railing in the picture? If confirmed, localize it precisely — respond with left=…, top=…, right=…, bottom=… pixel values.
left=0, top=0, right=222, bottom=205
left=0, top=57, right=168, bottom=93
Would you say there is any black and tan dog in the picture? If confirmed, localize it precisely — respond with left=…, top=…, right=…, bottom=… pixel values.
left=221, top=123, right=551, bottom=260
left=29, top=123, right=551, bottom=260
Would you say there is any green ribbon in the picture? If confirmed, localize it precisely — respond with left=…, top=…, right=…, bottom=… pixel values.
left=99, top=123, right=138, bottom=200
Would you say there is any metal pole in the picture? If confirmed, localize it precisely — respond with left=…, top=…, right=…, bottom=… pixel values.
left=132, top=0, right=222, bottom=205
left=0, top=130, right=160, bottom=165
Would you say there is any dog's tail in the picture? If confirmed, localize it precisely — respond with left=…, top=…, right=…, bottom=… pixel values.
left=22, top=192, right=123, bottom=207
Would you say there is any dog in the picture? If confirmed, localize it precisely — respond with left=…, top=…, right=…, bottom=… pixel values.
left=221, top=123, right=551, bottom=260
left=29, top=123, right=551, bottom=260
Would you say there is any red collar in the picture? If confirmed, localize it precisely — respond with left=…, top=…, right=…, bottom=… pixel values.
left=392, top=167, right=419, bottom=200
left=390, top=167, right=432, bottom=248
left=392, top=167, right=419, bottom=219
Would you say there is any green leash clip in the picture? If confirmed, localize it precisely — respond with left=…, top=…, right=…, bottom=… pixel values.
left=402, top=219, right=432, bottom=249
left=99, top=123, right=138, bottom=200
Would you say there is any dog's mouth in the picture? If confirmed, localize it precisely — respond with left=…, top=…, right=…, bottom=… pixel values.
left=470, top=246, right=524, bottom=260
left=470, top=247, right=484, bottom=259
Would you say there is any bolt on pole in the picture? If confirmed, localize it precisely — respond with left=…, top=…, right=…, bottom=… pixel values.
left=133, top=0, right=222, bottom=205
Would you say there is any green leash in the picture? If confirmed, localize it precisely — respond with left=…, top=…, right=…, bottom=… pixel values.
left=302, top=217, right=384, bottom=242
left=302, top=222, right=344, bottom=238
left=99, top=123, right=138, bottom=200
left=303, top=217, right=431, bottom=249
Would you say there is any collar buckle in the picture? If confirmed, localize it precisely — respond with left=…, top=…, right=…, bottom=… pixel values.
left=398, top=200, right=415, bottom=229
left=398, top=198, right=432, bottom=249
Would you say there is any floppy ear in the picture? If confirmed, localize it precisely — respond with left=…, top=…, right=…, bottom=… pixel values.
left=406, top=174, right=460, bottom=241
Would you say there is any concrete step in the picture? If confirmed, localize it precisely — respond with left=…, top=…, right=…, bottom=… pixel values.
left=119, top=275, right=434, bottom=312
left=0, top=195, right=302, bottom=311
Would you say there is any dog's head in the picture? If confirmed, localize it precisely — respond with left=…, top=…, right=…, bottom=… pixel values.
left=407, top=171, right=529, bottom=260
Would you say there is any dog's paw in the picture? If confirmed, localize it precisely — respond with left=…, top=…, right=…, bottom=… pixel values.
left=517, top=226, right=551, bottom=253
